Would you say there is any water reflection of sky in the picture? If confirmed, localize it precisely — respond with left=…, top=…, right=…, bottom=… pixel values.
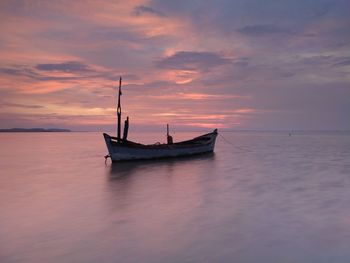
left=1, top=132, right=350, bottom=262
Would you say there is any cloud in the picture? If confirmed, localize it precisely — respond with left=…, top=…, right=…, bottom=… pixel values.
left=156, top=51, right=231, bottom=71
left=311, top=1, right=336, bottom=18
left=298, top=55, right=350, bottom=68
left=0, top=65, right=81, bottom=83
left=0, top=61, right=126, bottom=84
left=0, top=102, right=44, bottom=109
left=1, top=0, right=350, bottom=130
left=0, top=66, right=39, bottom=78
left=35, top=61, right=91, bottom=72
left=333, top=57, right=350, bottom=67
left=146, top=92, right=246, bottom=100
left=237, top=24, right=293, bottom=37
left=133, top=5, right=165, bottom=16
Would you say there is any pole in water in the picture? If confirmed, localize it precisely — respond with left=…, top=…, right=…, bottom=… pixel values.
left=117, top=76, right=122, bottom=141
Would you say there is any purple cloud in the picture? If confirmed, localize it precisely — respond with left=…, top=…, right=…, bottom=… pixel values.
left=156, top=51, right=231, bottom=71
left=333, top=57, right=350, bottom=67
left=237, top=25, right=293, bottom=37
left=35, top=61, right=91, bottom=72
left=133, top=5, right=165, bottom=16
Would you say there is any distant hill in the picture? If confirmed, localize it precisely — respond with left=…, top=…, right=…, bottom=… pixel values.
left=0, top=128, right=71, bottom=132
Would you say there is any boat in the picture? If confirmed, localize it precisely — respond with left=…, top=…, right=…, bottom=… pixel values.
left=103, top=77, right=218, bottom=162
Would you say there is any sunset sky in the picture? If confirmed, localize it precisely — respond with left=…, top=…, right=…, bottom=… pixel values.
left=1, top=0, right=349, bottom=131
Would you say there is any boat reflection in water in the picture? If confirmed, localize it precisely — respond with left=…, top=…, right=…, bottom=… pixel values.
left=107, top=152, right=216, bottom=179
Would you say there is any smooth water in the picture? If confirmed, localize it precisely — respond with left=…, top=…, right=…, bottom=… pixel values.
left=1, top=131, right=350, bottom=263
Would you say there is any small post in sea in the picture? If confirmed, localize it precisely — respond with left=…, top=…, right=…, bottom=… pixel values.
left=117, top=76, right=122, bottom=141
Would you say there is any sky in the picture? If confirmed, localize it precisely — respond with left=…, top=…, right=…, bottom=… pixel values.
left=0, top=0, right=349, bottom=132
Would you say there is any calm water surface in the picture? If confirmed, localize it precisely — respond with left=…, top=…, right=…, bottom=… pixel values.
left=1, top=131, right=350, bottom=263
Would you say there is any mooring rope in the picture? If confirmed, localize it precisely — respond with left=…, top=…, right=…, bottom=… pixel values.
left=104, top=154, right=111, bottom=164
left=218, top=133, right=252, bottom=152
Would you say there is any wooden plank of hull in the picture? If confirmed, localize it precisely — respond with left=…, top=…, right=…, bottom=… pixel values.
left=103, top=130, right=218, bottom=161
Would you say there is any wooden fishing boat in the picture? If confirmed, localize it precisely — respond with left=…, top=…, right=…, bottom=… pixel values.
left=103, top=130, right=217, bottom=162
left=103, top=77, right=218, bottom=162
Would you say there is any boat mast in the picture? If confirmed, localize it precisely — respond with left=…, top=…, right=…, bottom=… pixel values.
left=167, top=124, right=173, bottom=144
left=117, top=77, right=122, bottom=141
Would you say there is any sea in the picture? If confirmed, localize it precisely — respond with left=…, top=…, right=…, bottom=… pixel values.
left=1, top=131, right=350, bottom=263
